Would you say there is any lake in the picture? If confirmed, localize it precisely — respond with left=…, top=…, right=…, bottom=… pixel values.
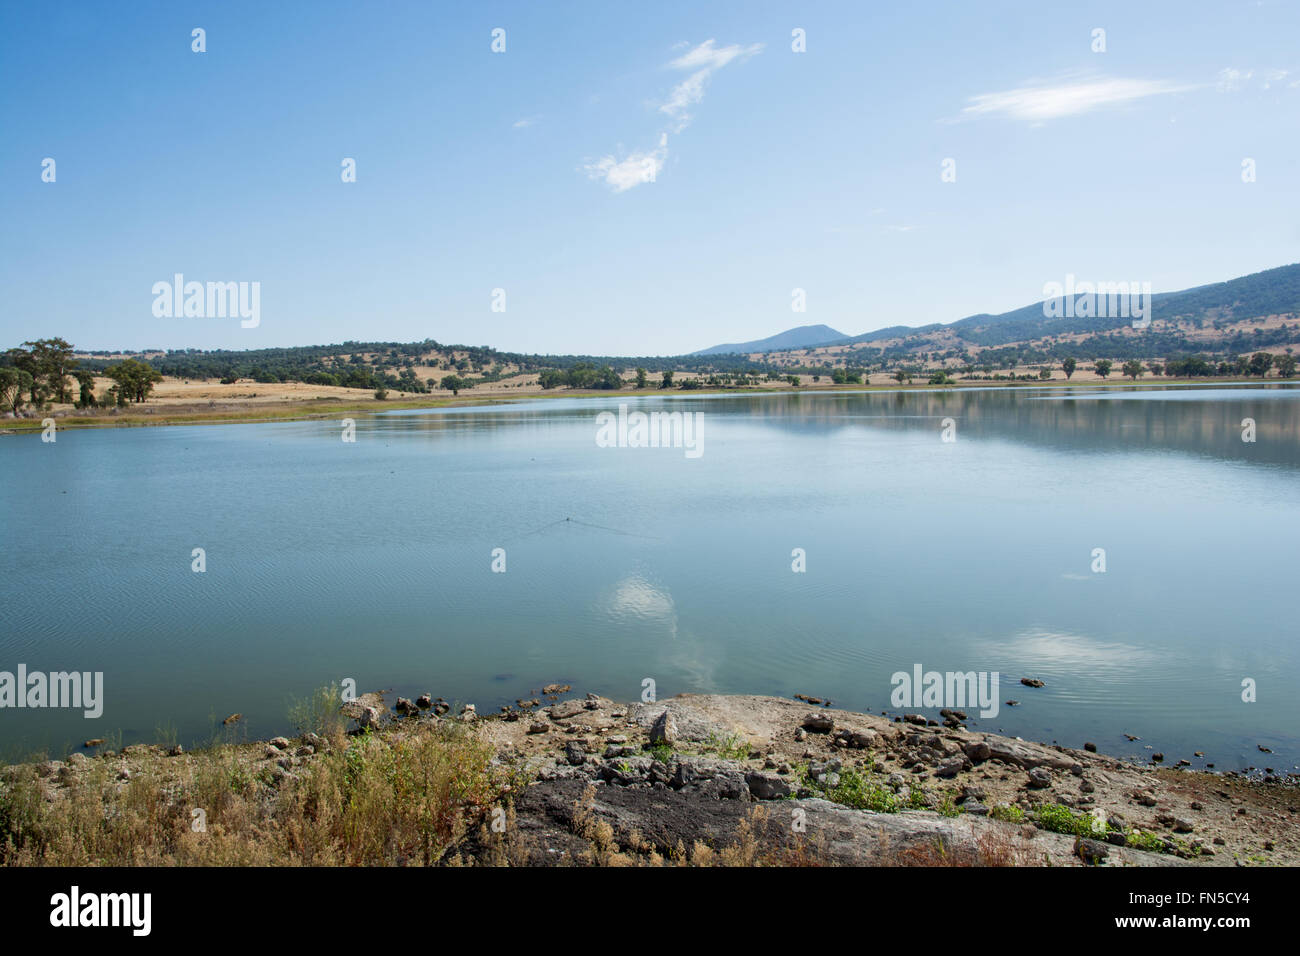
left=2, top=384, right=1297, bottom=771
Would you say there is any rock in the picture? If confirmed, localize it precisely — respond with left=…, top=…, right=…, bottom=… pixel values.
left=902, top=714, right=927, bottom=726
left=564, top=741, right=587, bottom=766
left=745, top=771, right=792, bottom=800
left=1084, top=742, right=1097, bottom=752
left=395, top=697, right=415, bottom=713
left=802, top=712, right=835, bottom=733
left=601, top=757, right=654, bottom=787
left=301, top=733, right=326, bottom=751
left=793, top=727, right=807, bottom=742
left=836, top=729, right=879, bottom=749
left=549, top=700, right=585, bottom=721
left=963, top=741, right=992, bottom=763
left=295, top=745, right=315, bottom=757
left=1026, top=768, right=1052, bottom=789
left=341, top=695, right=384, bottom=729
left=269, top=737, right=292, bottom=750
left=1151, top=753, right=1164, bottom=763
left=934, top=756, right=968, bottom=778
left=1020, top=678, right=1045, bottom=688
left=542, top=683, right=571, bottom=695
left=649, top=710, right=678, bottom=745
left=959, top=784, right=987, bottom=803
left=167, top=745, right=184, bottom=757
left=222, top=713, right=242, bottom=725
left=1075, top=837, right=1109, bottom=865
left=526, top=722, right=548, bottom=735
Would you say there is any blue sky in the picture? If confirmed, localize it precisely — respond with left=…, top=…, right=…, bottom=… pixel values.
left=1, top=0, right=1297, bottom=356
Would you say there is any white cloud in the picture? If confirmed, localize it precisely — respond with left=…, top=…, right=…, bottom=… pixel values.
left=584, top=134, right=668, bottom=192
left=1217, top=68, right=1254, bottom=92
left=512, top=116, right=539, bottom=128
left=660, top=39, right=763, bottom=131
left=962, top=76, right=1196, bottom=122
left=584, top=39, right=760, bottom=193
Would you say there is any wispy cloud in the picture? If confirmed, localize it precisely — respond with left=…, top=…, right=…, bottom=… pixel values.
left=512, top=116, right=540, bottom=128
left=961, top=75, right=1196, bottom=122
left=583, top=134, right=668, bottom=192
left=1217, top=68, right=1255, bottom=92
left=584, top=39, right=761, bottom=192
left=659, top=39, right=763, bottom=132
left=1219, top=67, right=1297, bottom=91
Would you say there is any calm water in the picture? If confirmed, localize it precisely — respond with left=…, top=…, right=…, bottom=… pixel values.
left=2, top=385, right=1298, bottom=771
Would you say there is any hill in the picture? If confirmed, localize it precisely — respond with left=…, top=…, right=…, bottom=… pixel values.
left=693, top=324, right=849, bottom=355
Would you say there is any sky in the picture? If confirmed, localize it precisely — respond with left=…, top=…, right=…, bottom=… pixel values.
left=1, top=0, right=1298, bottom=357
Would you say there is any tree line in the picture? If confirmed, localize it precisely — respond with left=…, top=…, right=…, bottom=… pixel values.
left=1, top=339, right=163, bottom=414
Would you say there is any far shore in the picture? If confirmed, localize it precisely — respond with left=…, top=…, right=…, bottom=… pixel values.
left=3, top=375, right=1293, bottom=435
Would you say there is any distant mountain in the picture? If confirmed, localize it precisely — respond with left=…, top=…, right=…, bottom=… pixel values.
left=837, top=263, right=1300, bottom=349
left=694, top=324, right=849, bottom=356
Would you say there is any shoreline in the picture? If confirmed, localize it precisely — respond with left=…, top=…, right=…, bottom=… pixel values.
left=1, top=377, right=1294, bottom=435
left=4, top=690, right=1294, bottom=867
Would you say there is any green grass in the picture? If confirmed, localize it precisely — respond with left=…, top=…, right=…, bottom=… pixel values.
left=989, top=804, right=1024, bottom=823
left=797, top=765, right=902, bottom=813
left=702, top=733, right=751, bottom=761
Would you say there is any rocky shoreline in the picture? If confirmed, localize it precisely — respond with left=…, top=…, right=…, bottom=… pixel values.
left=5, top=691, right=1296, bottom=866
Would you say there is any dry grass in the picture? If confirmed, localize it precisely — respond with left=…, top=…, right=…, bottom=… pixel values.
left=0, top=721, right=510, bottom=866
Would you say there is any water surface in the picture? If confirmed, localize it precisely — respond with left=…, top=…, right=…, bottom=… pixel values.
left=2, top=384, right=1297, bottom=771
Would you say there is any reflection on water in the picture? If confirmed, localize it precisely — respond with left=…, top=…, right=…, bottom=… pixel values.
left=1, top=384, right=1297, bottom=769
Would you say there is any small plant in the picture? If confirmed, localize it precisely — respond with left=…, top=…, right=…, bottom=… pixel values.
left=646, top=743, right=673, bottom=764
left=989, top=804, right=1025, bottom=823
left=703, top=733, right=750, bottom=761
left=1123, top=829, right=1166, bottom=853
left=798, top=765, right=901, bottom=813
left=288, top=683, right=348, bottom=740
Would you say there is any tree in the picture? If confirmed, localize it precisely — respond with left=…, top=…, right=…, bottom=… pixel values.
left=1248, top=352, right=1274, bottom=377
left=659, top=370, right=674, bottom=389
left=635, top=368, right=648, bottom=389
left=4, top=347, right=42, bottom=403
left=1093, top=359, right=1113, bottom=378
left=440, top=375, right=467, bottom=396
left=1062, top=357, right=1076, bottom=379
left=1147, top=362, right=1164, bottom=377
left=787, top=375, right=800, bottom=387
left=74, top=370, right=97, bottom=408
left=1122, top=360, right=1144, bottom=381
left=23, top=338, right=78, bottom=403
left=373, top=387, right=389, bottom=400
left=893, top=370, right=908, bottom=384
left=0, top=367, right=32, bottom=415
left=104, top=358, right=163, bottom=403
left=1276, top=354, right=1297, bottom=378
